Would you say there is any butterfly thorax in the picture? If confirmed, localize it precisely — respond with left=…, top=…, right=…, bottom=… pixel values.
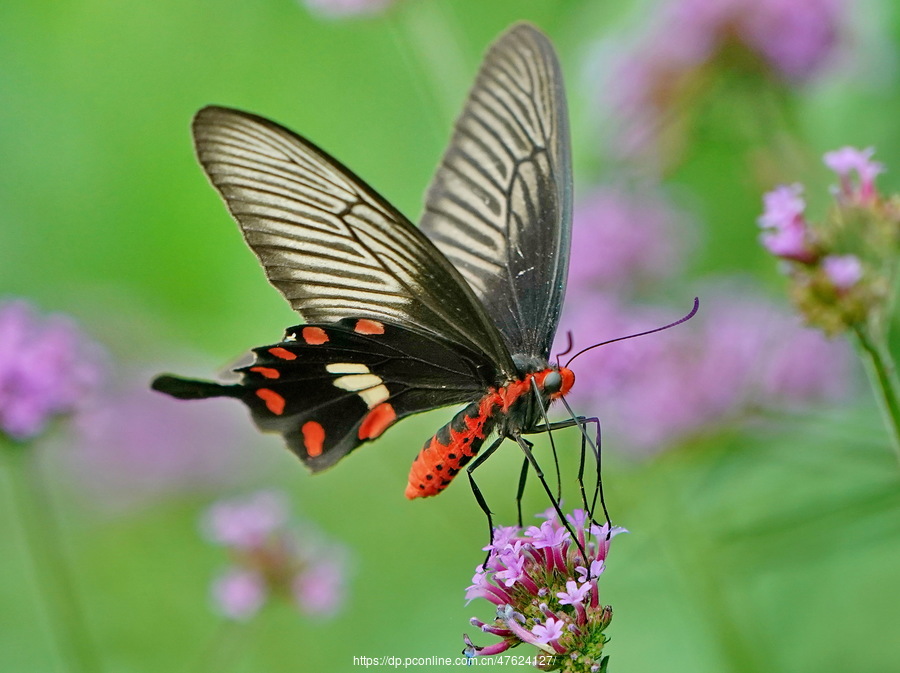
left=405, top=364, right=574, bottom=499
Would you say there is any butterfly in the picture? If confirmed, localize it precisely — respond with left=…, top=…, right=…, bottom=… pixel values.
left=153, top=22, right=593, bottom=506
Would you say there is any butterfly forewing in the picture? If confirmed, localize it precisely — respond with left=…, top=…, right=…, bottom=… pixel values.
left=419, top=23, right=572, bottom=360
left=192, top=106, right=517, bottom=379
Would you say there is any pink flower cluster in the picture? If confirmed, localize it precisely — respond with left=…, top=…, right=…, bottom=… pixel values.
left=203, top=491, right=348, bottom=621
left=758, top=146, right=882, bottom=288
left=0, top=300, right=104, bottom=440
left=464, top=509, right=624, bottom=669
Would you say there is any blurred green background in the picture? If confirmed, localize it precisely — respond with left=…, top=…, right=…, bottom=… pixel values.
left=2, top=0, right=899, bottom=672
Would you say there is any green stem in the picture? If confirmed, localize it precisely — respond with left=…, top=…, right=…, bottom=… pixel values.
left=853, top=325, right=900, bottom=465
left=3, top=440, right=102, bottom=673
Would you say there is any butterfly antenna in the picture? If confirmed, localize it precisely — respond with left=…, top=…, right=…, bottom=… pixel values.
left=555, top=330, right=575, bottom=364
left=564, top=297, right=699, bottom=369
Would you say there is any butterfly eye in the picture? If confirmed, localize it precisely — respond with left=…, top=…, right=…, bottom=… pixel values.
left=543, top=370, right=563, bottom=395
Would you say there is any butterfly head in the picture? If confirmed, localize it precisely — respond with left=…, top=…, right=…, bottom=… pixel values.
left=538, top=366, right=574, bottom=400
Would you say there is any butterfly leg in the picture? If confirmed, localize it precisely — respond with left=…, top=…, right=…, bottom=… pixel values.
left=513, top=434, right=588, bottom=563
left=465, top=434, right=508, bottom=565
left=528, top=414, right=610, bottom=532
left=529, top=378, right=563, bottom=502
left=515, top=456, right=529, bottom=527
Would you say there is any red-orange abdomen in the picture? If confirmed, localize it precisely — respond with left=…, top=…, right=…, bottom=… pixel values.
left=405, top=398, right=497, bottom=499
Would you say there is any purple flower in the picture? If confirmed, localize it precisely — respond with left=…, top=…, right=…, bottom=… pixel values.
left=576, top=560, right=605, bottom=583
left=741, top=0, right=844, bottom=80
left=0, top=300, right=104, bottom=440
left=464, top=510, right=620, bottom=668
left=302, top=0, right=395, bottom=18
left=203, top=491, right=288, bottom=549
left=202, top=491, right=349, bottom=621
left=557, top=580, right=592, bottom=606
left=527, top=519, right=571, bottom=549
left=211, top=568, right=266, bottom=621
left=759, top=184, right=806, bottom=229
left=293, top=560, right=346, bottom=617
left=822, top=254, right=863, bottom=290
left=531, top=617, right=565, bottom=645
left=600, top=0, right=846, bottom=160
left=483, top=525, right=521, bottom=552
left=758, top=184, right=816, bottom=263
left=65, top=375, right=265, bottom=511
left=824, top=146, right=884, bottom=203
left=567, top=187, right=690, bottom=293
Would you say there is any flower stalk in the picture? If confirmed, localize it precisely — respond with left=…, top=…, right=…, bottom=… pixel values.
left=853, top=324, right=900, bottom=463
left=3, top=439, right=101, bottom=673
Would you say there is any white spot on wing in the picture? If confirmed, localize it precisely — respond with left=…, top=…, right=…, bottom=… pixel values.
left=360, top=385, right=390, bottom=407
left=333, top=373, right=383, bottom=392
left=326, top=363, right=370, bottom=375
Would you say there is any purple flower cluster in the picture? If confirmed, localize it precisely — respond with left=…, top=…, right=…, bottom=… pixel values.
left=0, top=300, right=104, bottom=441
left=759, top=147, right=883, bottom=282
left=464, top=509, right=624, bottom=671
left=203, top=491, right=348, bottom=621
left=601, top=0, right=845, bottom=160
left=758, top=146, right=893, bottom=334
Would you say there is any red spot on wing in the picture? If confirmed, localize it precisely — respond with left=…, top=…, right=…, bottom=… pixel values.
left=354, top=319, right=385, bottom=335
left=358, top=402, right=396, bottom=440
left=255, top=388, right=286, bottom=415
left=250, top=367, right=281, bottom=379
left=301, top=326, right=329, bottom=345
left=268, top=347, right=297, bottom=361
left=301, top=421, right=326, bottom=458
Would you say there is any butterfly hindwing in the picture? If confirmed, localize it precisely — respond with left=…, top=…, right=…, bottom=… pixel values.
left=159, top=318, right=497, bottom=472
left=419, top=23, right=572, bottom=360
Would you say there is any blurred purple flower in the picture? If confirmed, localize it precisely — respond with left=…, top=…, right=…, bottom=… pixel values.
left=559, top=290, right=852, bottom=454
left=600, top=0, right=846, bottom=160
left=822, top=254, right=863, bottom=290
left=0, top=300, right=104, bottom=441
left=204, top=491, right=349, bottom=621
left=211, top=568, right=267, bottom=621
left=758, top=184, right=816, bottom=262
left=203, top=491, right=289, bottom=549
left=824, top=146, right=884, bottom=203
left=465, top=510, right=624, bottom=667
left=302, top=0, right=395, bottom=18
left=293, top=560, right=347, bottom=617
left=568, top=186, right=690, bottom=294
left=66, top=376, right=265, bottom=510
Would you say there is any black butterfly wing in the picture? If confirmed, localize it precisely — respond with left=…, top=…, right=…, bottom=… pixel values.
left=153, top=318, right=496, bottom=471
left=192, top=105, right=517, bottom=380
left=418, top=23, right=573, bottom=360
